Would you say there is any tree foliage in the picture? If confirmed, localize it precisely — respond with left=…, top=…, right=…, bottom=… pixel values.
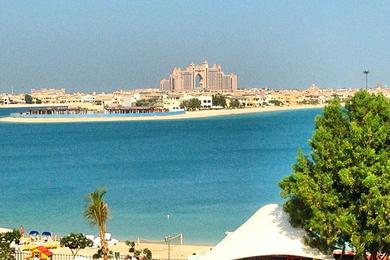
left=125, top=240, right=136, bottom=253
left=0, top=229, right=20, bottom=260
left=135, top=97, right=159, bottom=107
left=60, top=233, right=93, bottom=257
left=138, top=248, right=152, bottom=260
left=279, top=91, right=390, bottom=257
left=212, top=94, right=227, bottom=108
left=269, top=99, right=284, bottom=106
left=84, top=187, right=110, bottom=260
left=93, top=248, right=115, bottom=259
left=230, top=98, right=240, bottom=108
left=125, top=241, right=152, bottom=260
left=25, top=94, right=33, bottom=104
left=182, top=98, right=201, bottom=111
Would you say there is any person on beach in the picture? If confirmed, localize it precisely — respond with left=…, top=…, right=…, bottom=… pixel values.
left=20, top=225, right=24, bottom=238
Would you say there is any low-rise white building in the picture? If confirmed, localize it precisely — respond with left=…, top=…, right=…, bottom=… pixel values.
left=120, top=97, right=137, bottom=107
left=162, top=94, right=182, bottom=110
left=9, top=94, right=26, bottom=104
left=198, top=95, right=212, bottom=109
left=0, top=95, right=10, bottom=104
left=81, top=94, right=96, bottom=103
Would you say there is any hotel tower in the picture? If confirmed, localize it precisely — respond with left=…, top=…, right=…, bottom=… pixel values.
left=160, top=60, right=238, bottom=92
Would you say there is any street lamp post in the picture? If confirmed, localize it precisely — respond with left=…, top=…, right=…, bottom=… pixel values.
left=363, top=70, right=369, bottom=90
left=166, top=214, right=171, bottom=260
left=165, top=235, right=171, bottom=260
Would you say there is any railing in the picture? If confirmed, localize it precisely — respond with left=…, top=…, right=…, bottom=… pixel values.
left=15, top=251, right=94, bottom=260
left=15, top=251, right=186, bottom=260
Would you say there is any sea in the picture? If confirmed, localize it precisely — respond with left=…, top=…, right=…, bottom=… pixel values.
left=0, top=107, right=322, bottom=244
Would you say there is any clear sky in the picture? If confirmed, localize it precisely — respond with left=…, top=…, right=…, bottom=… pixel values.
left=1, top=0, right=389, bottom=93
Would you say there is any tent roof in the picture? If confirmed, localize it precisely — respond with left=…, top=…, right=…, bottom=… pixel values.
left=200, top=204, right=330, bottom=260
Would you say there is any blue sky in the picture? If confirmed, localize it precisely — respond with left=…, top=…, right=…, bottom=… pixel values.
left=0, top=0, right=389, bottom=92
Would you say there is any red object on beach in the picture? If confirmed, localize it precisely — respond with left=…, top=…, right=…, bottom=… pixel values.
left=333, top=250, right=389, bottom=260
left=333, top=249, right=356, bottom=260
left=36, top=246, right=53, bottom=255
left=31, top=246, right=53, bottom=259
left=333, top=249, right=356, bottom=256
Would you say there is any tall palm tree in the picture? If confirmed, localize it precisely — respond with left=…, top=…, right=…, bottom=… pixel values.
left=84, top=187, right=110, bottom=260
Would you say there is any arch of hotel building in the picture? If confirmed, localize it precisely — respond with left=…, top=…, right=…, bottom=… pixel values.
left=160, top=60, right=237, bottom=92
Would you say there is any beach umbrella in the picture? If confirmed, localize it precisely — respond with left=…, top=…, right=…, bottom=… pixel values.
left=29, top=230, right=39, bottom=236
left=42, top=231, right=51, bottom=236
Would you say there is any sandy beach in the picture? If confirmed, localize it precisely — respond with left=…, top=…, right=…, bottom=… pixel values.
left=0, top=105, right=324, bottom=123
left=1, top=227, right=210, bottom=259
left=18, top=239, right=210, bottom=259
left=52, top=241, right=211, bottom=259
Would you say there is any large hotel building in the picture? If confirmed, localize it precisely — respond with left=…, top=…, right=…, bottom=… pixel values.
left=160, top=61, right=237, bottom=92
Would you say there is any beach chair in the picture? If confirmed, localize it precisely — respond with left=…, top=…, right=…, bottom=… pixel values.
left=41, top=231, right=52, bottom=242
left=29, top=230, right=39, bottom=243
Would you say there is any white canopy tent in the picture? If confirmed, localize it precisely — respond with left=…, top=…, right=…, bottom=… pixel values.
left=0, top=227, right=12, bottom=233
left=198, top=204, right=330, bottom=260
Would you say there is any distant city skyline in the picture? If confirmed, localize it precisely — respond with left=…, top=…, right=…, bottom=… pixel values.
left=1, top=0, right=390, bottom=93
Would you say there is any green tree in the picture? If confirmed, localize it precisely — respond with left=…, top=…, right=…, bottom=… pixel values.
left=180, top=100, right=189, bottom=109
left=125, top=241, right=152, bottom=260
left=212, top=94, right=227, bottom=108
left=84, top=187, right=110, bottom=260
left=24, top=94, right=33, bottom=104
left=135, top=97, right=159, bottom=107
left=60, top=233, right=93, bottom=258
left=0, top=229, right=20, bottom=260
left=279, top=90, right=390, bottom=258
left=140, top=248, right=152, bottom=260
left=93, top=248, right=114, bottom=259
left=269, top=99, right=283, bottom=106
left=230, top=99, right=240, bottom=108
left=134, top=248, right=152, bottom=260
left=187, top=98, right=201, bottom=111
left=125, top=240, right=136, bottom=254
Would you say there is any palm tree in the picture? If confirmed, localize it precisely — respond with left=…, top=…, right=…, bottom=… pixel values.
left=84, top=187, right=110, bottom=260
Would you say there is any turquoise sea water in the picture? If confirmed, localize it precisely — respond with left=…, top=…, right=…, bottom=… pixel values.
left=0, top=108, right=321, bottom=244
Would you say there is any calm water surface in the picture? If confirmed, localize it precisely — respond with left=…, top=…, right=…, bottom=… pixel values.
left=0, top=108, right=321, bottom=243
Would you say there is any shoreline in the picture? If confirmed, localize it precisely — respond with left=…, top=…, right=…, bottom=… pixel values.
left=0, top=104, right=324, bottom=123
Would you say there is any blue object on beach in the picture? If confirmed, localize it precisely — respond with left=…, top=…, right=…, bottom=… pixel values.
left=29, top=230, right=39, bottom=235
left=42, top=231, right=51, bottom=236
